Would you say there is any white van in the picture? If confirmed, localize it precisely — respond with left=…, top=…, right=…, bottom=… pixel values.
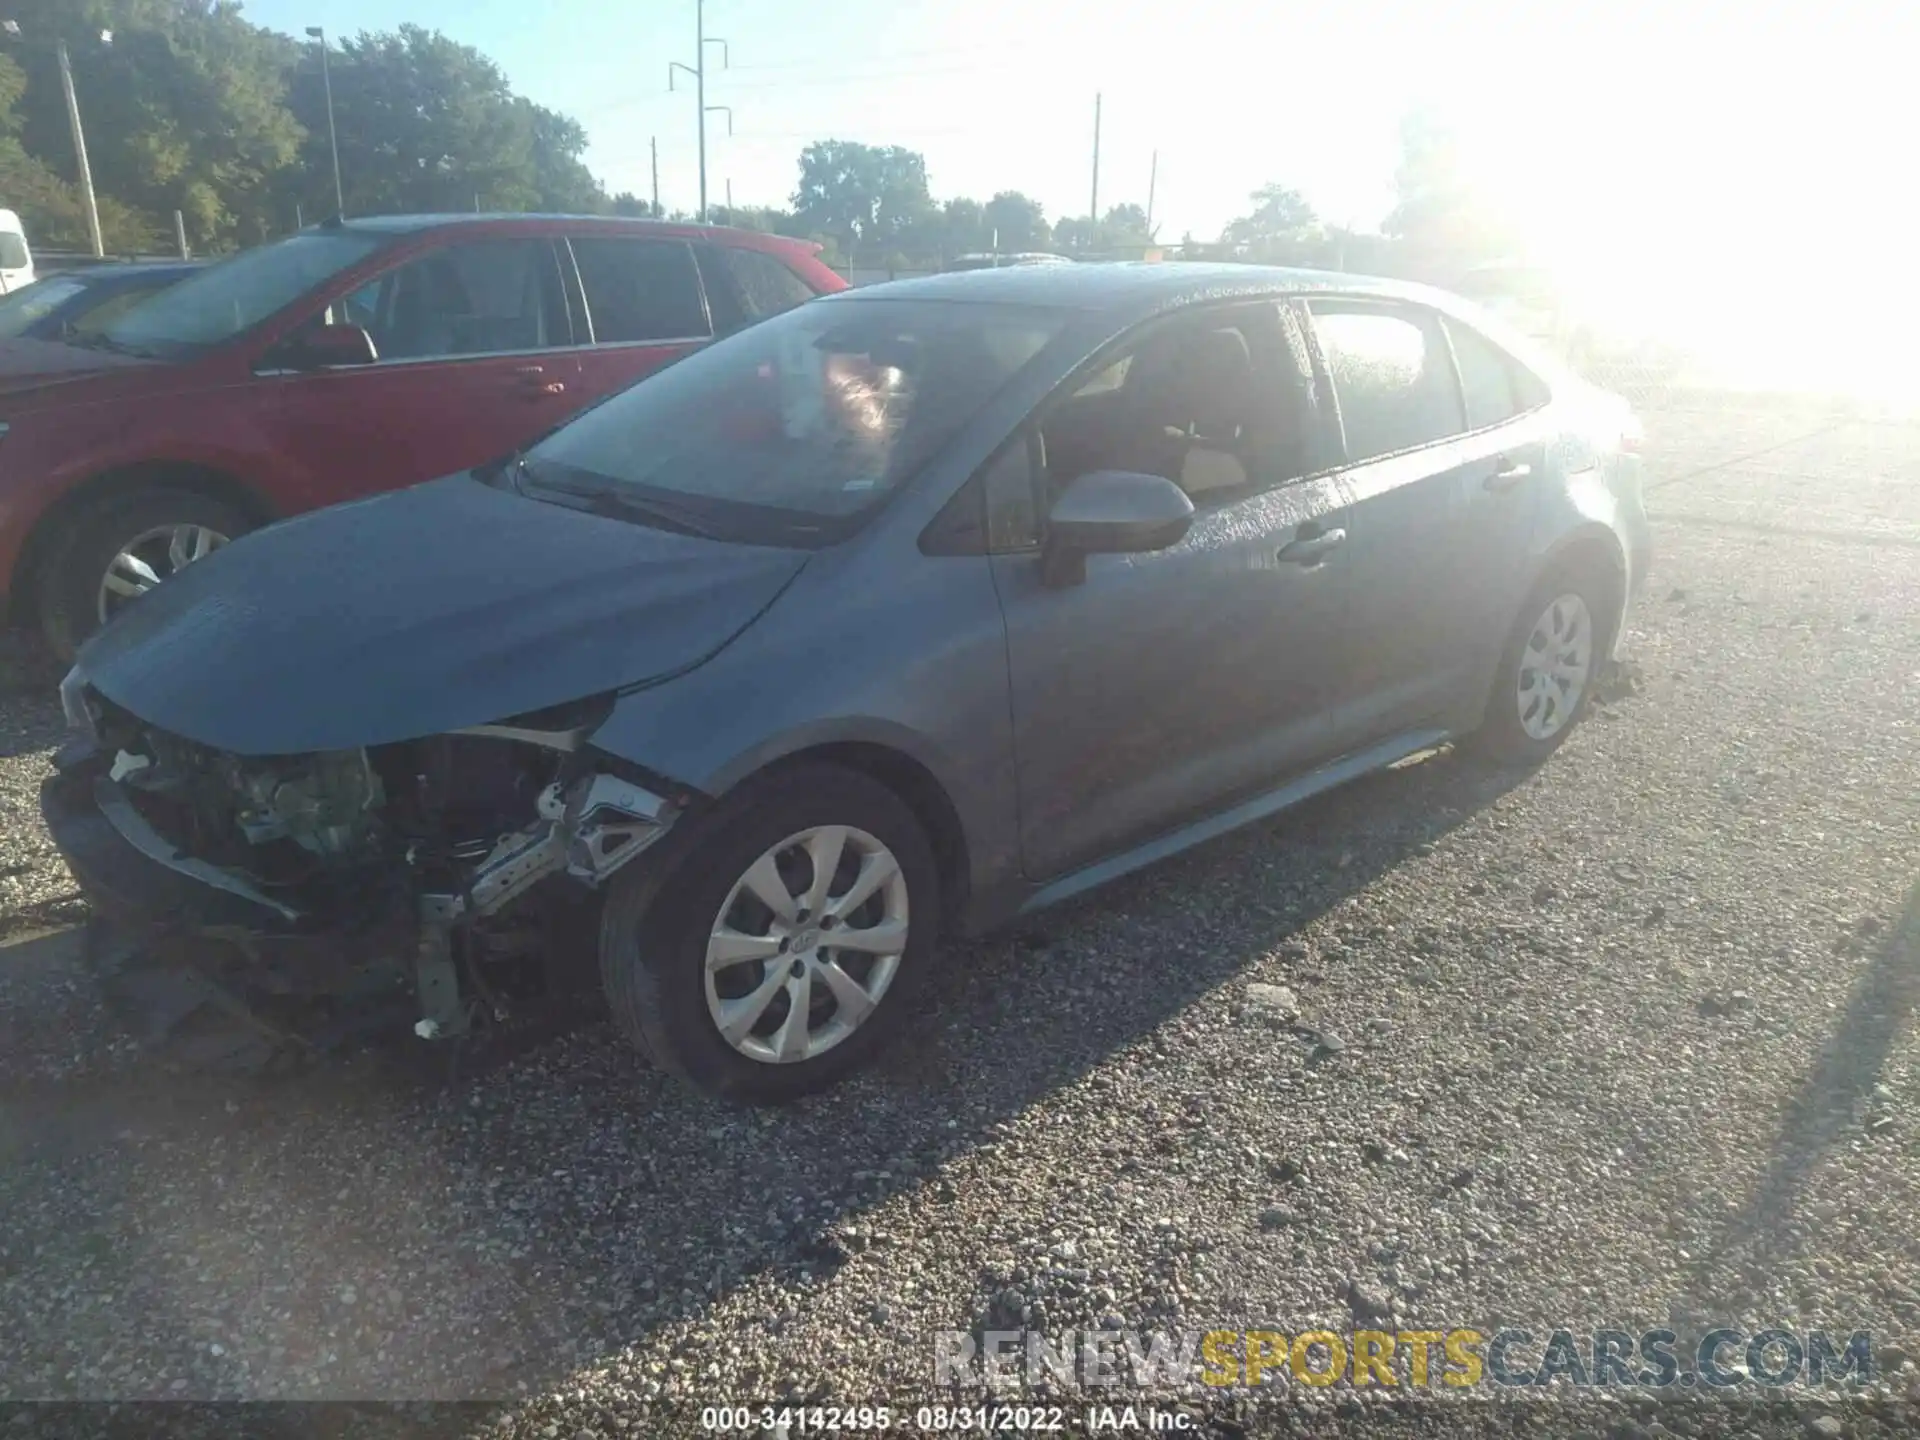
left=0, top=210, right=34, bottom=294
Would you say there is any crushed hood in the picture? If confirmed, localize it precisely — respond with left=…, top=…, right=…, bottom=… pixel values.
left=78, top=475, right=809, bottom=755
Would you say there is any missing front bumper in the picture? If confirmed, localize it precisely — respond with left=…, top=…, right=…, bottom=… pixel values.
left=41, top=736, right=682, bottom=1049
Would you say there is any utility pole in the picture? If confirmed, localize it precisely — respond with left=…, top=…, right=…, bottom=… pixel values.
left=725, top=177, right=733, bottom=211
left=650, top=136, right=660, bottom=216
left=669, top=0, right=730, bottom=222
left=1089, top=92, right=1102, bottom=231
left=305, top=27, right=344, bottom=218
left=1145, top=150, right=1158, bottom=236
left=54, top=41, right=104, bottom=258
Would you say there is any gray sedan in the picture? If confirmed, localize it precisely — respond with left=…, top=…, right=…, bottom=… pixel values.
left=44, top=263, right=1649, bottom=1101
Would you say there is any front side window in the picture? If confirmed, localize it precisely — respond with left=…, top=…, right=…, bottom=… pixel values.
left=103, top=230, right=388, bottom=357
left=329, top=239, right=566, bottom=361
left=1039, top=305, right=1311, bottom=504
left=523, top=297, right=1064, bottom=545
left=1308, top=302, right=1465, bottom=462
left=571, top=238, right=710, bottom=344
left=0, top=275, right=83, bottom=337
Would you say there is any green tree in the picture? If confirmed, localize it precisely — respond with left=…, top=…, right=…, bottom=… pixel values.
left=1222, top=183, right=1320, bottom=260
left=519, top=99, right=607, bottom=213
left=939, top=196, right=986, bottom=256
left=1382, top=108, right=1514, bottom=280
left=708, top=203, right=790, bottom=234
left=1100, top=202, right=1152, bottom=246
left=791, top=139, right=930, bottom=260
left=5, top=0, right=301, bottom=248
left=981, top=190, right=1049, bottom=251
left=1052, top=215, right=1093, bottom=252
left=284, top=26, right=548, bottom=219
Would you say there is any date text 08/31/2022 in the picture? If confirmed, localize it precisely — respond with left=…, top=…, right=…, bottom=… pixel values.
left=700, top=1406, right=1193, bottom=1432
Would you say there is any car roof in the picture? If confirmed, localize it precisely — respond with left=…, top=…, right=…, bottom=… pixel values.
left=331, top=212, right=817, bottom=253
left=826, top=261, right=1463, bottom=317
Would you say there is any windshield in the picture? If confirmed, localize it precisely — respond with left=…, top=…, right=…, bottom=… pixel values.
left=0, top=275, right=84, bottom=336
left=524, top=297, right=1065, bottom=544
left=100, top=230, right=387, bottom=356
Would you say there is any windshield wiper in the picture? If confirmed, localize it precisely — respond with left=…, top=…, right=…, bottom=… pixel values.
left=581, top=490, right=729, bottom=541
left=518, top=468, right=728, bottom=540
left=66, top=331, right=156, bottom=358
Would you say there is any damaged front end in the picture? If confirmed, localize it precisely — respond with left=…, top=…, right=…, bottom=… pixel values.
left=43, top=674, right=687, bottom=1057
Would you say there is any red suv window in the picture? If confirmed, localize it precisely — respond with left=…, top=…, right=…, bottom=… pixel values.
left=570, top=238, right=710, bottom=344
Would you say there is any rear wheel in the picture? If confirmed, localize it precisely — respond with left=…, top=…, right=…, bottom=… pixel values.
left=37, top=487, right=254, bottom=660
left=598, top=763, right=940, bottom=1102
left=1470, top=563, right=1614, bottom=766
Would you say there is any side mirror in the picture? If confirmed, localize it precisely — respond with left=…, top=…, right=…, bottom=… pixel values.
left=1041, top=469, right=1194, bottom=586
left=276, top=321, right=378, bottom=371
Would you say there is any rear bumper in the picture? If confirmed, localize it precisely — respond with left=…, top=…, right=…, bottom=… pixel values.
left=1612, top=458, right=1653, bottom=659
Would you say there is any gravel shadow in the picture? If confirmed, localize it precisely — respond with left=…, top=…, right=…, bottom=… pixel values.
left=1671, top=872, right=1920, bottom=1326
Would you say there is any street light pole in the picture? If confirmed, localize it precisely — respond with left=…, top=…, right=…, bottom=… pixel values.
left=306, top=26, right=344, bottom=218
left=53, top=40, right=103, bottom=257
left=695, top=0, right=706, bottom=222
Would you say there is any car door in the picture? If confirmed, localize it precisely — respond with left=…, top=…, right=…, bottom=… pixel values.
left=266, top=235, right=582, bottom=507
left=564, top=234, right=714, bottom=403
left=1435, top=313, right=1554, bottom=670
left=1299, top=297, right=1495, bottom=745
left=991, top=302, right=1357, bottom=882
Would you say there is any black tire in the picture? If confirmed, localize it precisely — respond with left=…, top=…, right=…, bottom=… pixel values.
left=599, top=762, right=942, bottom=1103
left=1469, top=560, right=1617, bottom=767
left=37, top=487, right=255, bottom=661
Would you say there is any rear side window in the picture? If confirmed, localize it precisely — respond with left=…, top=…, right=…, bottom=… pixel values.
left=1308, top=302, right=1464, bottom=463
left=1445, top=316, right=1547, bottom=430
left=714, top=247, right=817, bottom=321
left=571, top=238, right=710, bottom=344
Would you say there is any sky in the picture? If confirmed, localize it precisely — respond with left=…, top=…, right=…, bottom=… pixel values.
left=242, top=0, right=1914, bottom=388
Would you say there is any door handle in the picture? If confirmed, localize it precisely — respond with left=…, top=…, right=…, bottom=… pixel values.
left=1277, top=526, right=1347, bottom=566
left=1485, top=458, right=1533, bottom=492
left=512, top=364, right=567, bottom=397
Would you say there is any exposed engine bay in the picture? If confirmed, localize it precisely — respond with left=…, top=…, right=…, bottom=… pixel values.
left=50, top=679, right=686, bottom=1055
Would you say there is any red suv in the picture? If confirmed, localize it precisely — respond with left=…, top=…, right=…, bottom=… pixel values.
left=0, top=214, right=846, bottom=658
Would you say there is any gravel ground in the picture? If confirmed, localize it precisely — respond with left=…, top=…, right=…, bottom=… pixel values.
left=0, top=397, right=1915, bottom=1438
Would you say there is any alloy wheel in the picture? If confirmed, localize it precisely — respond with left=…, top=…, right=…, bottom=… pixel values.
left=1516, top=592, right=1594, bottom=741
left=703, top=824, right=909, bottom=1065
left=97, top=523, right=229, bottom=624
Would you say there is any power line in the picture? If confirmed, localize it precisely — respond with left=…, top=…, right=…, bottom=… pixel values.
left=724, top=44, right=1023, bottom=73
left=574, top=58, right=1037, bottom=119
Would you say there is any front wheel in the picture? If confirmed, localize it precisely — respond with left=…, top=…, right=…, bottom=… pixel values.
left=1469, top=565, right=1614, bottom=766
left=598, top=763, right=941, bottom=1103
left=38, top=488, right=254, bottom=661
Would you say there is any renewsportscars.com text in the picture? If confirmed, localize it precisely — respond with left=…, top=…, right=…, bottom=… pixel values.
left=934, top=1326, right=1876, bottom=1391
